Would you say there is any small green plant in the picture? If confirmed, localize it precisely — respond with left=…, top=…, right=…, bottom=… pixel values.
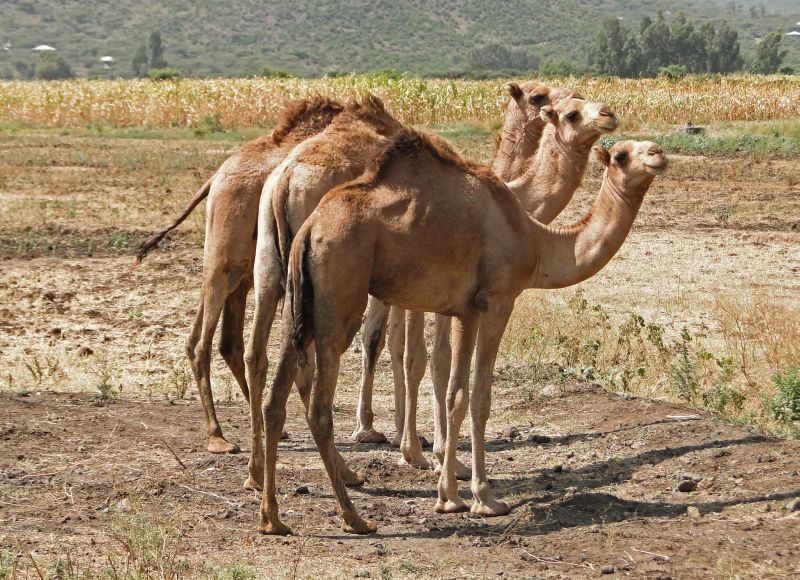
left=131, top=307, right=144, bottom=319
left=399, top=562, right=421, bottom=573
left=0, top=549, right=18, bottom=579
left=200, top=562, right=258, bottom=580
left=109, top=231, right=130, bottom=249
left=714, top=205, right=733, bottom=224
left=765, top=365, right=800, bottom=425
left=671, top=327, right=701, bottom=403
left=92, top=363, right=117, bottom=406
left=658, top=64, right=688, bottom=79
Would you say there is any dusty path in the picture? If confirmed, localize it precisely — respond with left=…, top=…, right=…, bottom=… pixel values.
left=2, top=386, right=799, bottom=578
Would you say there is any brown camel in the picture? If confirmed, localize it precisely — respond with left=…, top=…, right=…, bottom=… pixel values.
left=258, top=134, right=666, bottom=535
left=351, top=82, right=568, bottom=447
left=242, top=86, right=561, bottom=489
left=353, top=91, right=618, bottom=477
left=134, top=97, right=345, bottom=454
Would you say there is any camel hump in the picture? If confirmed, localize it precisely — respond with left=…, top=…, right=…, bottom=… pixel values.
left=271, top=96, right=345, bottom=145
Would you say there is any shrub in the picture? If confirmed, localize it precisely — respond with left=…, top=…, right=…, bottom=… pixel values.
left=148, top=67, right=182, bottom=81
left=765, top=366, right=800, bottom=425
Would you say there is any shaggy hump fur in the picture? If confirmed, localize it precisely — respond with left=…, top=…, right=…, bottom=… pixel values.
left=271, top=96, right=345, bottom=145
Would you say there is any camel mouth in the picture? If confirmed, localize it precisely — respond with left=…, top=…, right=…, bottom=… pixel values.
left=593, top=118, right=618, bottom=133
left=644, top=161, right=667, bottom=175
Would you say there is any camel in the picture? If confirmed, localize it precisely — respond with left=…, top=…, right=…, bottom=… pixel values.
left=258, top=134, right=666, bottom=535
left=352, top=91, right=619, bottom=477
left=351, top=82, right=577, bottom=447
left=241, top=85, right=566, bottom=489
left=134, top=97, right=345, bottom=454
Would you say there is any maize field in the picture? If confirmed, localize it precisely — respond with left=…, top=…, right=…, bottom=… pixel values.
left=0, top=74, right=798, bottom=129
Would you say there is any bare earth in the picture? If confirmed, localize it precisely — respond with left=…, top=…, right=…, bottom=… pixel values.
left=1, top=130, right=799, bottom=578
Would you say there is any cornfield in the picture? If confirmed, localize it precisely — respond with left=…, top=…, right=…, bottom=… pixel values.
left=0, top=74, right=798, bottom=129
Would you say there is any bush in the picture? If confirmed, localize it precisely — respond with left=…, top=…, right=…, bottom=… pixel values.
left=148, top=67, right=182, bottom=81
left=765, top=365, right=800, bottom=425
left=658, top=64, right=688, bottom=79
left=34, top=53, right=73, bottom=80
left=260, top=67, right=293, bottom=79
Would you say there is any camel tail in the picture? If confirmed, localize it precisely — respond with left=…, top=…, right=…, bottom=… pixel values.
left=133, top=177, right=213, bottom=265
left=286, top=224, right=314, bottom=363
left=267, top=165, right=293, bottom=290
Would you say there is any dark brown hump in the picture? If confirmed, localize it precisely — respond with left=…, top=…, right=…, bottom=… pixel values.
left=271, top=96, right=345, bottom=145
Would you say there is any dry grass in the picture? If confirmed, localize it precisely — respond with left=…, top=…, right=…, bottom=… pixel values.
left=1, top=74, right=799, bottom=130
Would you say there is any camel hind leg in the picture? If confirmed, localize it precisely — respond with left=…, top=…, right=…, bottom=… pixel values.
left=219, top=276, right=252, bottom=403
left=352, top=297, right=390, bottom=443
left=398, top=310, right=430, bottom=469
left=186, top=281, right=239, bottom=454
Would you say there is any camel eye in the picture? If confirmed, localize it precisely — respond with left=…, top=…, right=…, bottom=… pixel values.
left=614, top=151, right=628, bottom=163
left=565, top=111, right=579, bottom=122
left=529, top=93, right=546, bottom=104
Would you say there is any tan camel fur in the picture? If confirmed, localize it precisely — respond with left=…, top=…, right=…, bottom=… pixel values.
left=135, top=97, right=345, bottom=454
left=352, top=82, right=562, bottom=447
left=258, top=134, right=666, bottom=535
left=353, top=92, right=618, bottom=477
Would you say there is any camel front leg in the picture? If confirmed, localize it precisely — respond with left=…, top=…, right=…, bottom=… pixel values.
left=435, top=314, right=478, bottom=514
left=398, top=310, right=430, bottom=469
left=387, top=306, right=406, bottom=447
left=352, top=297, right=390, bottom=443
left=469, top=303, right=514, bottom=517
left=430, top=314, right=471, bottom=480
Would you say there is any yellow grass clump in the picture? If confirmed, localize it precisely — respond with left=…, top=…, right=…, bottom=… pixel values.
left=0, top=74, right=798, bottom=129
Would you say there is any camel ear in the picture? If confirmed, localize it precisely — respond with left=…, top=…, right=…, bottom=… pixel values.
left=506, top=82, right=523, bottom=101
left=593, top=145, right=611, bottom=167
left=539, top=105, right=556, bottom=123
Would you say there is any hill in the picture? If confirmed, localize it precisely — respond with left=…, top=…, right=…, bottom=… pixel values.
left=0, top=0, right=798, bottom=78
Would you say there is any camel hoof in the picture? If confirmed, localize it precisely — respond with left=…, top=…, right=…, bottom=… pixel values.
left=434, top=499, right=469, bottom=514
left=207, top=438, right=240, bottom=454
left=341, top=518, right=377, bottom=535
left=243, top=477, right=263, bottom=491
left=352, top=428, right=388, bottom=444
left=258, top=520, right=292, bottom=535
left=343, top=470, right=366, bottom=487
left=470, top=499, right=510, bottom=517
left=398, top=454, right=430, bottom=470
left=390, top=434, right=402, bottom=447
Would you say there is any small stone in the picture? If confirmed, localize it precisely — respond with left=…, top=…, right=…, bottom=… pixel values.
left=115, top=498, right=129, bottom=511
left=552, top=464, right=563, bottom=473
left=539, top=384, right=558, bottom=397
left=504, top=426, right=520, bottom=440
left=600, top=565, right=614, bottom=574
left=687, top=506, right=701, bottom=519
left=294, top=485, right=310, bottom=495
left=78, top=346, right=94, bottom=357
left=527, top=433, right=551, bottom=444
left=566, top=450, right=575, bottom=459
left=222, top=509, right=235, bottom=519
left=16, top=454, right=23, bottom=461
left=785, top=498, right=800, bottom=512
left=50, top=328, right=62, bottom=338
left=677, top=480, right=697, bottom=493
left=42, top=291, right=56, bottom=301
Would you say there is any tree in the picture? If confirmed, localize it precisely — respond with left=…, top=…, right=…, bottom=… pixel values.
left=35, top=52, right=73, bottom=80
left=148, top=31, right=167, bottom=69
left=639, top=12, right=672, bottom=76
left=712, top=22, right=743, bottom=73
left=132, top=42, right=148, bottom=77
left=594, top=18, right=631, bottom=76
left=751, top=30, right=786, bottom=74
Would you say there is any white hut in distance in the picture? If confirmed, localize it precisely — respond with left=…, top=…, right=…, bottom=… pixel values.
left=100, top=55, right=115, bottom=68
left=32, top=44, right=56, bottom=51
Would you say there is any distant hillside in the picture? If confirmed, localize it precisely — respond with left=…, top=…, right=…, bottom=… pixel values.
left=1, top=0, right=798, bottom=78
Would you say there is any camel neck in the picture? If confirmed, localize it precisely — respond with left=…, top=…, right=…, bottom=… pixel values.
left=526, top=170, right=646, bottom=289
left=491, top=107, right=546, bottom=182
left=507, top=127, right=594, bottom=225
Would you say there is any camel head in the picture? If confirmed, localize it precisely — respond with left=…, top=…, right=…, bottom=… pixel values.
left=505, top=81, right=553, bottom=128
left=544, top=95, right=618, bottom=148
left=594, top=140, right=668, bottom=195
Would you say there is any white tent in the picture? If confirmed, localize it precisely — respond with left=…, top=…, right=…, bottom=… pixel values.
left=786, top=31, right=800, bottom=37
left=32, top=44, right=56, bottom=51
left=100, top=56, right=115, bottom=63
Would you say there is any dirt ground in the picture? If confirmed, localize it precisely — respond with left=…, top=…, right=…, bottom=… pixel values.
left=2, top=386, right=799, bottom=578
left=1, top=128, right=799, bottom=578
